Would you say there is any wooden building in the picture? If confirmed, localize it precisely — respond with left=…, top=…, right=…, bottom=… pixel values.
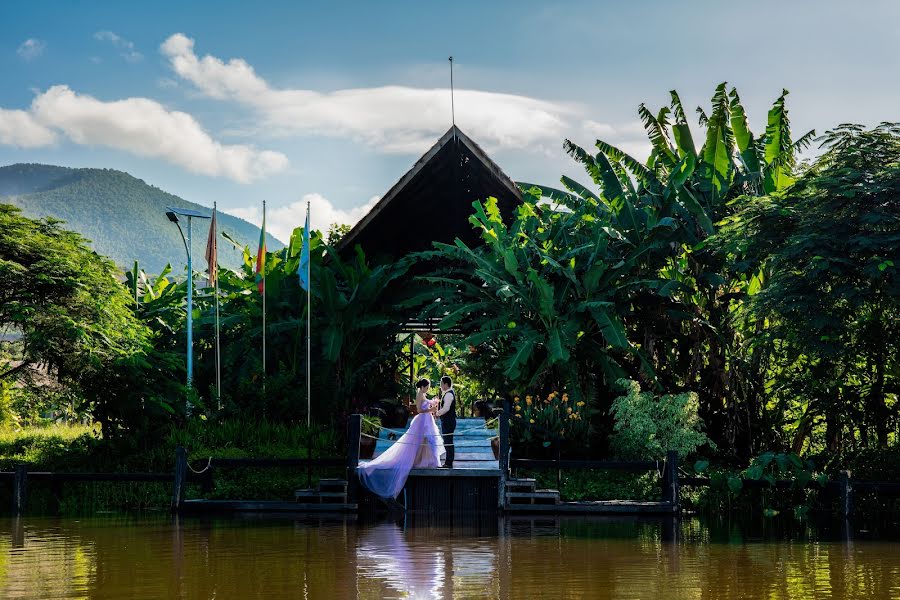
left=337, top=125, right=522, bottom=261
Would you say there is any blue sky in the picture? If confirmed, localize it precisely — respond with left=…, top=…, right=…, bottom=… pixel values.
left=2, top=0, right=898, bottom=241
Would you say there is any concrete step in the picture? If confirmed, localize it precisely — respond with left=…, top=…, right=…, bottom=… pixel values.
left=376, top=418, right=496, bottom=436
left=377, top=432, right=495, bottom=442
left=448, top=460, right=500, bottom=469
left=317, top=479, right=348, bottom=493
left=294, top=490, right=348, bottom=503
left=507, top=490, right=560, bottom=505
left=506, top=478, right=536, bottom=492
left=454, top=450, right=497, bottom=460
left=373, top=438, right=493, bottom=454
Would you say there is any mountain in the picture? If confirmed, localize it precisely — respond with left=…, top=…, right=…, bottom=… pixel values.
left=0, top=163, right=282, bottom=275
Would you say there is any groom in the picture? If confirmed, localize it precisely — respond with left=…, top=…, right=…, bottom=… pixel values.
left=434, top=376, right=457, bottom=468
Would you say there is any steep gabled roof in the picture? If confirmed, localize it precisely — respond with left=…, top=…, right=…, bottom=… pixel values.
left=337, top=125, right=522, bottom=260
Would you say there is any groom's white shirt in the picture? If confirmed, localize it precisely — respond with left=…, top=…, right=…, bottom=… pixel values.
left=435, top=387, right=454, bottom=417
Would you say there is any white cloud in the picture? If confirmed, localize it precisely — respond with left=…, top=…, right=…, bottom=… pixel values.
left=161, top=33, right=577, bottom=154
left=580, top=119, right=653, bottom=161
left=0, top=108, right=58, bottom=147
left=0, top=85, right=288, bottom=182
left=225, top=193, right=379, bottom=243
left=16, top=39, right=46, bottom=61
left=31, top=85, right=288, bottom=182
left=94, top=30, right=143, bottom=63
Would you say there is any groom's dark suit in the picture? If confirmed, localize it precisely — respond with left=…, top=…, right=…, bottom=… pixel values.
left=439, top=389, right=457, bottom=468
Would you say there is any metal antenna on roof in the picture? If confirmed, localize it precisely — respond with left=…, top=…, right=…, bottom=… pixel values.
left=449, top=56, right=455, bottom=127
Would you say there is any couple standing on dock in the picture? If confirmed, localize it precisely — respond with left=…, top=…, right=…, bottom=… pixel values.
left=357, top=376, right=456, bottom=500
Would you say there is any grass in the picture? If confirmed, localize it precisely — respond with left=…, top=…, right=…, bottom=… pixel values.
left=0, top=422, right=99, bottom=470
left=0, top=419, right=346, bottom=513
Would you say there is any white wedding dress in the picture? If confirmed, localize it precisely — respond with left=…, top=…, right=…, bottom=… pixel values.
left=357, top=397, right=446, bottom=499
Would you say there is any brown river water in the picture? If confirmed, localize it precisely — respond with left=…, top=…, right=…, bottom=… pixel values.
left=0, top=514, right=898, bottom=599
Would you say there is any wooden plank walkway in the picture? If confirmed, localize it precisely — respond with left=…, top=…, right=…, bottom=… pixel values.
left=361, top=417, right=499, bottom=471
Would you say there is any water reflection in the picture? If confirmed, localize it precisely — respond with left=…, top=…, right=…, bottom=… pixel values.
left=357, top=524, right=447, bottom=598
left=0, top=514, right=897, bottom=599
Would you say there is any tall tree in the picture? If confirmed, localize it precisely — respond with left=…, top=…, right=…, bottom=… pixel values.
left=716, top=123, right=900, bottom=452
left=522, top=85, right=813, bottom=457
left=0, top=204, right=184, bottom=437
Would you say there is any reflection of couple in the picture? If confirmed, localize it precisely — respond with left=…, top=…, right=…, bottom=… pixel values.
left=356, top=524, right=447, bottom=598
left=357, top=377, right=457, bottom=500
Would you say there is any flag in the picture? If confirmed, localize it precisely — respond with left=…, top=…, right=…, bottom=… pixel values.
left=298, top=203, right=310, bottom=291
left=255, top=204, right=266, bottom=294
left=205, top=205, right=218, bottom=287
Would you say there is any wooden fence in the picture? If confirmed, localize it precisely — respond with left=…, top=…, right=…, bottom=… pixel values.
left=510, top=451, right=680, bottom=506
left=509, top=457, right=900, bottom=518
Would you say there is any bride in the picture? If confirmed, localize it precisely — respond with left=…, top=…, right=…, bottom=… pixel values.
left=357, top=378, right=446, bottom=499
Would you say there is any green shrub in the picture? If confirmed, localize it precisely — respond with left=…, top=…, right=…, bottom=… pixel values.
left=825, top=446, right=900, bottom=481
left=525, top=469, right=660, bottom=502
left=609, top=379, right=713, bottom=460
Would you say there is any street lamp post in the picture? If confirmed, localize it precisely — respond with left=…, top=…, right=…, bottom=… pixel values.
left=166, top=207, right=211, bottom=388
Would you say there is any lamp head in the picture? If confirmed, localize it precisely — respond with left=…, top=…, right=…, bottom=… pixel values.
left=166, top=211, right=179, bottom=223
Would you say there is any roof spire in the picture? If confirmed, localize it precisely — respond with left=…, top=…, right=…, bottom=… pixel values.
left=449, top=56, right=455, bottom=128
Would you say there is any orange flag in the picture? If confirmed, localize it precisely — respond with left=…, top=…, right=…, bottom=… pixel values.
left=205, top=205, right=218, bottom=287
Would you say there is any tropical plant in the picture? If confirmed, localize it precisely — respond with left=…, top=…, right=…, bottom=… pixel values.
left=312, top=243, right=421, bottom=414
left=420, top=192, right=675, bottom=407
left=609, top=379, right=713, bottom=460
left=714, top=123, right=900, bottom=453
left=698, top=451, right=827, bottom=519
left=137, top=224, right=424, bottom=423
left=519, top=84, right=813, bottom=457
left=510, top=390, right=595, bottom=456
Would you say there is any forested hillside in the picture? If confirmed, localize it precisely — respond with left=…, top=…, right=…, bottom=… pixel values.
left=0, top=163, right=282, bottom=274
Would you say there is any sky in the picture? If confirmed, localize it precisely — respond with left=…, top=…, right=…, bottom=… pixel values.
left=2, top=0, right=898, bottom=242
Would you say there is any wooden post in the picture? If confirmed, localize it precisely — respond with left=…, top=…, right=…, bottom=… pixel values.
left=556, top=444, right=561, bottom=493
left=840, top=470, right=852, bottom=519
left=346, top=414, right=362, bottom=505
left=172, top=446, right=187, bottom=512
left=50, top=478, right=63, bottom=515
left=662, top=450, right=679, bottom=510
left=13, top=464, right=27, bottom=515
left=498, top=406, right=509, bottom=510
left=200, top=466, right=214, bottom=496
left=305, top=427, right=314, bottom=490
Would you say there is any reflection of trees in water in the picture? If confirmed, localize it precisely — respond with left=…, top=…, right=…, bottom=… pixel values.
left=0, top=517, right=96, bottom=599
left=0, top=516, right=899, bottom=598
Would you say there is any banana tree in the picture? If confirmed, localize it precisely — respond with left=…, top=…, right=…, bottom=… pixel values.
left=520, top=84, right=813, bottom=458
left=420, top=190, right=675, bottom=405
left=312, top=243, right=421, bottom=414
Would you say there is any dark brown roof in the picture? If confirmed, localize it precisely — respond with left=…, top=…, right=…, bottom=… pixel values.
left=337, top=126, right=522, bottom=260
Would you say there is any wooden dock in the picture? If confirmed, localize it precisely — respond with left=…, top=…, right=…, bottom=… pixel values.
left=168, top=415, right=684, bottom=517
left=358, top=417, right=503, bottom=512
left=505, top=500, right=677, bottom=514
left=361, top=416, right=500, bottom=470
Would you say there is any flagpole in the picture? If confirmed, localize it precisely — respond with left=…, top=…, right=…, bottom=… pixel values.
left=306, top=200, right=311, bottom=426
left=213, top=202, right=221, bottom=411
left=262, top=199, right=267, bottom=405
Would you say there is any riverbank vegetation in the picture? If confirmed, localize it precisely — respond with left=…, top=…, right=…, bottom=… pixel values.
left=0, top=83, right=897, bottom=516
